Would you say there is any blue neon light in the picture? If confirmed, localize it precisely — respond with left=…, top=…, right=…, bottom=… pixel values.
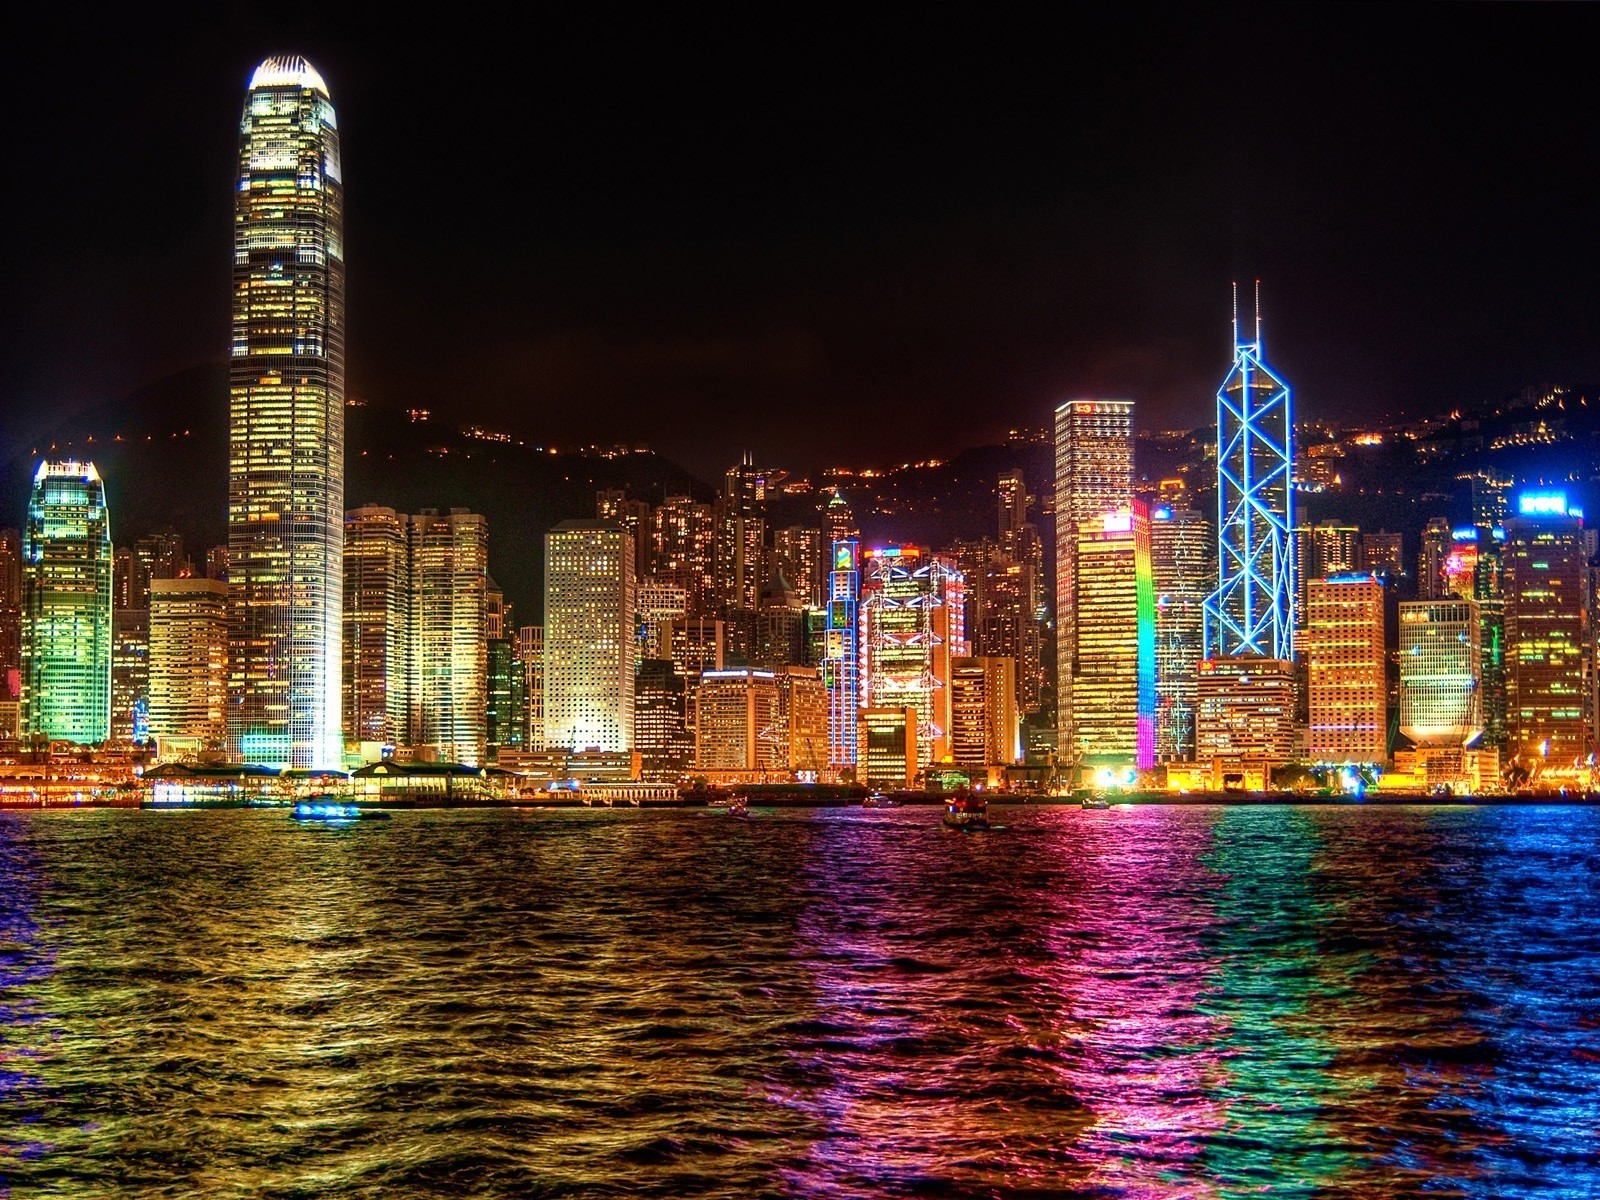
left=1204, top=284, right=1296, bottom=661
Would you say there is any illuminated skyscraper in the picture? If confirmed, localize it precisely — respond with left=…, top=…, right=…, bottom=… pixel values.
left=635, top=658, right=691, bottom=781
left=1054, top=399, right=1134, bottom=754
left=1295, top=519, right=1359, bottom=624
left=823, top=489, right=858, bottom=544
left=411, top=510, right=489, bottom=765
left=545, top=521, right=635, bottom=753
left=485, top=581, right=523, bottom=760
left=343, top=505, right=411, bottom=749
left=1195, top=655, right=1296, bottom=765
left=228, top=55, right=345, bottom=769
left=1399, top=600, right=1483, bottom=750
left=716, top=458, right=772, bottom=613
left=1071, top=506, right=1156, bottom=771
left=1205, top=286, right=1295, bottom=661
left=1503, top=493, right=1588, bottom=765
left=1304, top=575, right=1387, bottom=764
left=772, top=526, right=826, bottom=608
left=859, top=545, right=967, bottom=772
left=1150, top=497, right=1212, bottom=760
left=824, top=539, right=861, bottom=771
left=110, top=609, right=149, bottom=742
left=950, top=656, right=1021, bottom=773
left=1358, top=531, right=1405, bottom=581
left=651, top=496, right=716, bottom=613
left=519, top=625, right=545, bottom=750
left=22, top=461, right=112, bottom=744
left=149, top=579, right=230, bottom=758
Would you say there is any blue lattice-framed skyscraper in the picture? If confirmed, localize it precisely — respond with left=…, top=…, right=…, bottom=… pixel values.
left=227, top=56, right=345, bottom=768
left=1204, top=285, right=1296, bottom=660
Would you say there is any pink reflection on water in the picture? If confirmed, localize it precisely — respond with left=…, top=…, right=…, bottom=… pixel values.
left=772, top=805, right=1228, bottom=1197
left=1038, top=806, right=1228, bottom=1197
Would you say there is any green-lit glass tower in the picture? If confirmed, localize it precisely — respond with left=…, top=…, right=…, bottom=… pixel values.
left=22, top=461, right=112, bottom=744
left=228, top=55, right=345, bottom=768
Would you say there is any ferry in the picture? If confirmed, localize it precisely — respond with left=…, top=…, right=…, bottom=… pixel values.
left=942, top=793, right=990, bottom=831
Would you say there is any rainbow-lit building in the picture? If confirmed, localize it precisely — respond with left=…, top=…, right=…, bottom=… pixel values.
left=22, top=461, right=113, bottom=744
left=1071, top=505, right=1155, bottom=772
left=227, top=55, right=345, bottom=768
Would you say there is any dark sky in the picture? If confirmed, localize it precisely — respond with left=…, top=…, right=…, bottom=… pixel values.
left=5, top=5, right=1599, bottom=480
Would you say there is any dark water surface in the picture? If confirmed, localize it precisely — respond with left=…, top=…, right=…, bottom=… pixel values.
left=2, top=805, right=1598, bottom=1198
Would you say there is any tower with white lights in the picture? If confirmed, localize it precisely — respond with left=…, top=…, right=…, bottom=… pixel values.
left=227, top=56, right=345, bottom=767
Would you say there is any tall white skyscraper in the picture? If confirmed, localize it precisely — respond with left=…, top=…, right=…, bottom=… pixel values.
left=227, top=55, right=345, bottom=768
left=544, top=521, right=635, bottom=752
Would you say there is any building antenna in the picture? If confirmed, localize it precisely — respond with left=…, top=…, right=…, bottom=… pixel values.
left=1255, top=279, right=1262, bottom=345
left=1231, top=281, right=1239, bottom=345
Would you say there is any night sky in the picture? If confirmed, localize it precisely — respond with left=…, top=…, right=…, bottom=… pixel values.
left=4, top=6, right=1599, bottom=481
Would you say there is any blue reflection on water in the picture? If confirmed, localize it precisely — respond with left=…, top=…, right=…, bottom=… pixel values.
left=1453, top=807, right=1600, bottom=1196
left=0, top=815, right=59, bottom=1186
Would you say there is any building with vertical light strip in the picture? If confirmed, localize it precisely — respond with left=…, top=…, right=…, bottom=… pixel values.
left=1150, top=496, right=1211, bottom=760
left=228, top=55, right=345, bottom=768
left=22, top=462, right=113, bottom=744
left=1053, top=399, right=1134, bottom=758
left=1304, top=574, right=1387, bottom=764
left=1071, top=505, right=1156, bottom=771
left=545, top=521, right=635, bottom=753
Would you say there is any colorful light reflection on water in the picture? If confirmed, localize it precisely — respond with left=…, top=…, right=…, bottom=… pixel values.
left=0, top=804, right=1597, bottom=1197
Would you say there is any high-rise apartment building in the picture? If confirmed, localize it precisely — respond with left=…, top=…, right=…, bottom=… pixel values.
left=1503, top=495, right=1588, bottom=765
left=148, top=579, right=230, bottom=757
left=716, top=459, right=772, bottom=614
left=636, top=582, right=689, bottom=662
left=772, top=526, right=826, bottom=608
left=695, top=668, right=783, bottom=775
left=635, top=658, right=691, bottom=781
left=651, top=496, right=716, bottom=613
left=519, top=625, right=545, bottom=751
left=110, top=609, right=149, bottom=742
left=1295, top=519, right=1359, bottom=623
left=228, top=55, right=345, bottom=769
left=1054, top=399, right=1134, bottom=755
left=22, top=462, right=112, bottom=744
left=545, top=521, right=635, bottom=753
left=1304, top=575, right=1387, bottom=764
left=343, top=506, right=411, bottom=749
left=1358, top=532, right=1405, bottom=581
left=1151, top=498, right=1212, bottom=760
left=411, top=510, right=489, bottom=765
left=950, top=656, right=1021, bottom=772
left=1071, top=506, right=1156, bottom=771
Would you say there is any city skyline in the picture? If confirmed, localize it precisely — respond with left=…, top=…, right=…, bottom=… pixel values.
left=7, top=10, right=1600, bottom=486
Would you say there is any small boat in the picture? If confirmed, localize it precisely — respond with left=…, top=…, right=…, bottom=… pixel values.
left=942, top=792, right=990, bottom=831
left=1080, top=796, right=1111, bottom=811
left=727, top=796, right=750, bottom=818
left=291, top=799, right=390, bottom=822
left=862, top=792, right=900, bottom=809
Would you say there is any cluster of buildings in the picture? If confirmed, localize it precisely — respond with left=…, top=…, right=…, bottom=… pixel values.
left=1, top=56, right=1593, bottom=797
